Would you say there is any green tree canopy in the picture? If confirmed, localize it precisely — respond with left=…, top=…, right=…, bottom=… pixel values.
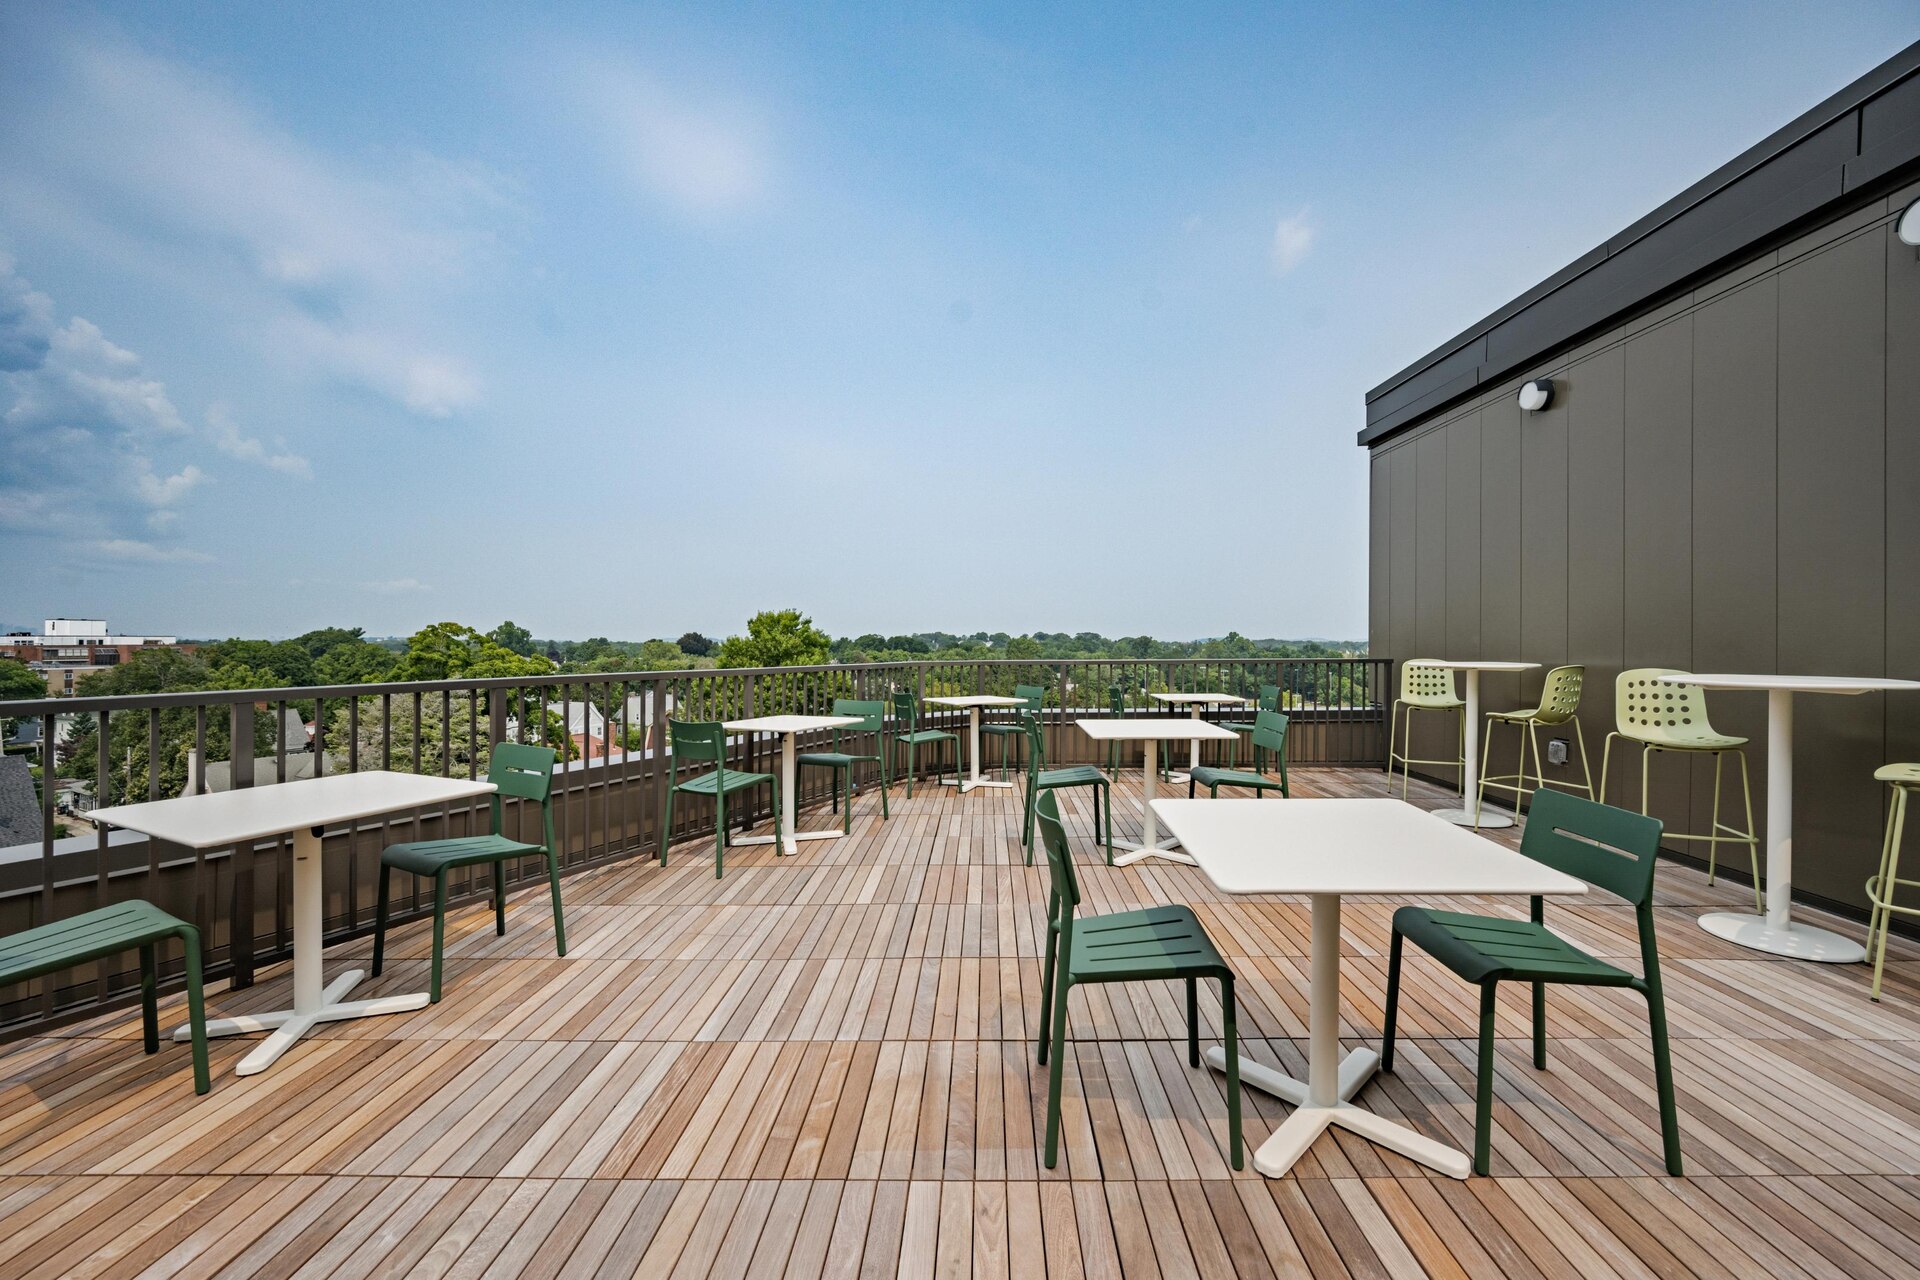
left=0, top=658, right=44, bottom=704
left=715, top=610, right=831, bottom=669
left=487, top=620, right=536, bottom=656
left=675, top=631, right=714, bottom=657
left=390, top=623, right=556, bottom=682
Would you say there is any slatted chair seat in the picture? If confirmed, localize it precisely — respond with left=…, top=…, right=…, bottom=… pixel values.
left=1037, top=763, right=1107, bottom=788
left=380, top=833, right=546, bottom=876
left=1390, top=908, right=1635, bottom=986
left=0, top=900, right=210, bottom=1095
left=794, top=750, right=858, bottom=767
left=671, top=768, right=778, bottom=796
left=1188, top=765, right=1285, bottom=794
left=1067, top=904, right=1228, bottom=982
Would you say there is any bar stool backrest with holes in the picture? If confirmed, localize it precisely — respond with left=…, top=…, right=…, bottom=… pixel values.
left=1401, top=662, right=1462, bottom=707
left=1614, top=669, right=1724, bottom=746
left=1533, top=665, right=1585, bottom=726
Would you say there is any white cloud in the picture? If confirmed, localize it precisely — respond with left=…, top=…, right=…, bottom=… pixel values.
left=134, top=463, right=207, bottom=507
left=0, top=29, right=504, bottom=418
left=361, top=577, right=431, bottom=594
left=90, top=539, right=214, bottom=564
left=570, top=55, right=770, bottom=215
left=206, top=403, right=310, bottom=478
left=1271, top=208, right=1315, bottom=274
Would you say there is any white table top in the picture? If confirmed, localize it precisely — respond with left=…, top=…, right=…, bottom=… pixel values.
left=1151, top=692, right=1250, bottom=706
left=1076, top=717, right=1239, bottom=743
left=723, top=714, right=863, bottom=734
left=1405, top=659, right=1539, bottom=673
left=1659, top=673, right=1920, bottom=695
left=925, top=695, right=1029, bottom=708
left=1150, top=798, right=1589, bottom=898
left=91, top=771, right=498, bottom=849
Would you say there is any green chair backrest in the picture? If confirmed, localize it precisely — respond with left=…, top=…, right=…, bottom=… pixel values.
left=1108, top=686, right=1125, bottom=715
left=890, top=690, right=919, bottom=731
left=1519, top=788, right=1662, bottom=908
left=1614, top=668, right=1724, bottom=746
left=1022, top=710, right=1049, bottom=776
left=1400, top=662, right=1459, bottom=707
left=1250, top=709, right=1289, bottom=756
left=1257, top=684, right=1281, bottom=712
left=490, top=741, right=557, bottom=802
left=1014, top=683, right=1045, bottom=711
left=1532, top=665, right=1585, bottom=725
left=830, top=698, right=885, bottom=734
left=1033, top=790, right=1082, bottom=912
left=667, top=719, right=727, bottom=763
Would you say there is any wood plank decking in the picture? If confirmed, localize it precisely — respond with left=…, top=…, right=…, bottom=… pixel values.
left=3, top=766, right=1919, bottom=1278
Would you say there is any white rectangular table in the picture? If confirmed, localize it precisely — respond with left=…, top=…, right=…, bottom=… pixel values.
left=1152, top=797, right=1586, bottom=1179
left=1150, top=692, right=1251, bottom=782
left=1664, top=673, right=1920, bottom=962
left=1076, top=718, right=1239, bottom=866
left=1404, top=660, right=1539, bottom=828
left=91, top=771, right=497, bottom=1076
left=924, top=695, right=1028, bottom=793
left=722, top=714, right=863, bottom=855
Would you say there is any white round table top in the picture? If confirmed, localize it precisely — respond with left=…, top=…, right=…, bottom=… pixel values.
left=1404, top=659, right=1538, bottom=673
left=1660, top=673, right=1920, bottom=695
left=1150, top=692, right=1250, bottom=705
left=924, top=694, right=1029, bottom=708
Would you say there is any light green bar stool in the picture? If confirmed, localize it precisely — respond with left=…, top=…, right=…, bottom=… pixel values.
left=1388, top=661, right=1465, bottom=798
left=1866, top=762, right=1920, bottom=1000
left=1476, top=664, right=1595, bottom=824
left=1599, top=669, right=1761, bottom=910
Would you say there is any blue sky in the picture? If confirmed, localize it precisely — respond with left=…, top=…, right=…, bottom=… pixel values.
left=1, top=3, right=1913, bottom=642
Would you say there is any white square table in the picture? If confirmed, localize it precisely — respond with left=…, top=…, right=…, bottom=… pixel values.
left=1150, top=692, right=1252, bottom=782
left=90, top=771, right=497, bottom=1076
left=1075, top=718, right=1239, bottom=866
left=923, top=695, right=1028, bottom=793
left=1404, top=659, right=1539, bottom=828
left=1151, top=797, right=1586, bottom=1179
left=1661, top=672, right=1920, bottom=962
left=722, top=714, right=863, bottom=855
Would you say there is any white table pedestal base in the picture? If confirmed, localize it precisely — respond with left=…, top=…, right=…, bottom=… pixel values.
left=1433, top=667, right=1516, bottom=828
left=1111, top=740, right=1192, bottom=867
left=1697, top=911, right=1866, bottom=963
left=174, top=827, right=429, bottom=1076
left=940, top=706, right=1018, bottom=794
left=732, top=829, right=845, bottom=855
left=1207, top=892, right=1473, bottom=1179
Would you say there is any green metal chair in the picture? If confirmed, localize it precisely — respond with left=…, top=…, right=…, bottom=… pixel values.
left=1599, top=669, right=1760, bottom=909
left=1189, top=710, right=1291, bottom=798
left=796, top=699, right=890, bottom=832
left=1105, top=685, right=1130, bottom=778
left=1866, top=762, right=1920, bottom=1000
left=980, top=683, right=1045, bottom=777
left=0, top=901, right=210, bottom=1094
left=374, top=742, right=565, bottom=1003
left=661, top=721, right=781, bottom=879
left=890, top=691, right=960, bottom=797
left=1019, top=710, right=1112, bottom=865
left=1221, top=684, right=1282, bottom=770
left=1389, top=662, right=1465, bottom=797
left=1381, top=788, right=1682, bottom=1176
left=1476, top=665, right=1595, bottom=825
left=1031, top=790, right=1241, bottom=1170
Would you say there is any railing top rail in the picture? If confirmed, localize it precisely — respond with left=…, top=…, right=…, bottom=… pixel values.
left=0, top=655, right=1381, bottom=719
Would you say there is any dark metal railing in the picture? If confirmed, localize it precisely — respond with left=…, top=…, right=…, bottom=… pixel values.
left=0, top=655, right=1385, bottom=1035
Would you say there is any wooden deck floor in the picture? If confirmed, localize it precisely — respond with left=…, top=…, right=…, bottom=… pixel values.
left=4, top=767, right=1920, bottom=1279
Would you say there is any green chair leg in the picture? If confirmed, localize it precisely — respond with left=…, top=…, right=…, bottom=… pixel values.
left=1381, top=929, right=1402, bottom=1073
left=1037, top=921, right=1057, bottom=1065
left=140, top=942, right=159, bottom=1055
left=1222, top=974, right=1242, bottom=1170
left=548, top=852, right=568, bottom=956
left=1532, top=981, right=1546, bottom=1069
left=371, top=863, right=392, bottom=976
left=182, top=926, right=210, bottom=1095
left=1186, top=976, right=1199, bottom=1067
left=1044, top=965, right=1070, bottom=1168
left=1474, top=982, right=1498, bottom=1176
left=429, top=872, right=449, bottom=1003
left=715, top=794, right=727, bottom=879
left=492, top=861, right=507, bottom=937
left=906, top=742, right=917, bottom=799
left=1101, top=786, right=1113, bottom=865
left=1644, top=981, right=1683, bottom=1175
left=659, top=787, right=676, bottom=866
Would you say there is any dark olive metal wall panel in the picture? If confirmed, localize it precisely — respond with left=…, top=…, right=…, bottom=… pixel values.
left=1565, top=345, right=1626, bottom=796
left=1620, top=313, right=1698, bottom=838
left=1415, top=430, right=1450, bottom=660
left=1388, top=445, right=1419, bottom=666
left=1887, top=212, right=1920, bottom=777
left=1370, top=454, right=1390, bottom=660
left=1479, top=397, right=1525, bottom=742
left=1519, top=366, right=1571, bottom=713
left=1444, top=413, right=1483, bottom=662
left=1777, top=231, right=1889, bottom=904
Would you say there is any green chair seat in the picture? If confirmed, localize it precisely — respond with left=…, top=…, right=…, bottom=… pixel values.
left=795, top=750, right=859, bottom=767
left=1188, top=764, right=1288, bottom=795
left=381, top=833, right=546, bottom=876
left=0, top=900, right=210, bottom=1095
left=1037, top=764, right=1107, bottom=788
left=1391, top=907, right=1635, bottom=987
left=895, top=729, right=957, bottom=746
left=672, top=767, right=779, bottom=796
left=374, top=742, right=565, bottom=1003
left=1067, top=904, right=1228, bottom=981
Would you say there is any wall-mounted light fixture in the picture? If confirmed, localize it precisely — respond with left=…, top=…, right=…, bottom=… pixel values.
left=1898, top=197, right=1920, bottom=248
left=1517, top=379, right=1554, bottom=413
